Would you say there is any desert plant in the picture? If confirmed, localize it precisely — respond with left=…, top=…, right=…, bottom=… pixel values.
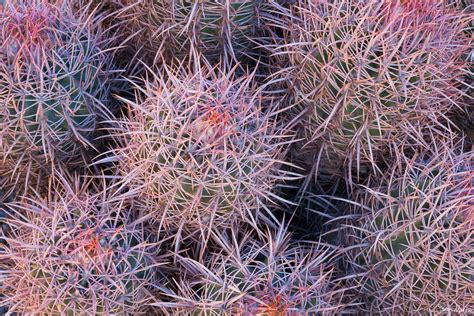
left=155, top=225, right=350, bottom=314
left=0, top=174, right=166, bottom=315
left=102, top=64, right=295, bottom=235
left=341, top=145, right=473, bottom=313
left=0, top=0, right=117, bottom=183
left=122, top=0, right=264, bottom=66
left=267, top=0, right=471, bottom=184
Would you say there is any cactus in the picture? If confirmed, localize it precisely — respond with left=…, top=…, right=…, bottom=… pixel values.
left=343, top=146, right=473, bottom=313
left=268, top=0, right=471, bottom=182
left=157, top=225, right=349, bottom=314
left=0, top=1, right=117, bottom=180
left=0, top=176, right=165, bottom=315
left=104, top=64, right=294, bottom=234
left=124, top=0, right=261, bottom=66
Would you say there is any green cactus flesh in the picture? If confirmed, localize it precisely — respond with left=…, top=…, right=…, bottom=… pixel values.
left=147, top=131, right=256, bottom=215
left=9, top=40, right=103, bottom=156
left=154, top=0, right=256, bottom=60
left=367, top=168, right=473, bottom=293
left=25, top=230, right=150, bottom=314
left=198, top=1, right=255, bottom=53
left=291, top=2, right=458, bottom=173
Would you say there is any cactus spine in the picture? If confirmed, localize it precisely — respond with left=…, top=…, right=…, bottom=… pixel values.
left=0, top=1, right=117, bottom=180
left=0, top=177, right=164, bottom=314
left=269, top=0, right=471, bottom=182
left=106, top=64, right=293, bottom=233
left=343, top=147, right=473, bottom=313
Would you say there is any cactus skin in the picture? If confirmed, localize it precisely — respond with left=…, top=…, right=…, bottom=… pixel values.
left=157, top=226, right=348, bottom=314
left=0, top=177, right=164, bottom=315
left=125, top=0, right=261, bottom=66
left=269, top=0, right=471, bottom=182
left=105, top=65, right=293, bottom=234
left=343, top=147, right=473, bottom=313
left=0, top=1, right=116, bottom=177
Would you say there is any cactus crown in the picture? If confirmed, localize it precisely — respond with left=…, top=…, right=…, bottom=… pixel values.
left=106, top=64, right=293, bottom=233
left=0, top=177, right=163, bottom=315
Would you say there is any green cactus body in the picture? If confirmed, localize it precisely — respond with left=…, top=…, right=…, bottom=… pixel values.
left=113, top=66, right=287, bottom=232
left=301, top=25, right=424, bottom=152
left=0, top=2, right=115, bottom=170
left=277, top=0, right=470, bottom=179
left=143, top=107, right=257, bottom=218
left=146, top=118, right=260, bottom=224
left=372, top=174, right=442, bottom=260
left=16, top=57, right=100, bottom=152
left=197, top=1, right=255, bottom=59
left=137, top=0, right=258, bottom=64
left=348, top=151, right=473, bottom=312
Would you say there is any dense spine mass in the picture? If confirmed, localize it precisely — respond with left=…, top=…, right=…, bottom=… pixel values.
left=268, top=0, right=471, bottom=183
left=159, top=226, right=349, bottom=314
left=0, top=177, right=164, bottom=314
left=0, top=0, right=116, bottom=183
left=106, top=64, right=293, bottom=234
left=342, top=146, right=473, bottom=313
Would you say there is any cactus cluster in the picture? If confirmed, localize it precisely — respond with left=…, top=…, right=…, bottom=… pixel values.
left=0, top=0, right=472, bottom=314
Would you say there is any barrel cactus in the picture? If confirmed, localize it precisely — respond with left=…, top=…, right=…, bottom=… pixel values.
left=342, top=147, right=473, bottom=313
left=105, top=64, right=292, bottom=234
left=0, top=177, right=165, bottom=314
left=269, top=0, right=471, bottom=182
left=0, top=0, right=117, bottom=179
left=124, top=0, right=262, bottom=66
left=157, top=226, right=348, bottom=314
